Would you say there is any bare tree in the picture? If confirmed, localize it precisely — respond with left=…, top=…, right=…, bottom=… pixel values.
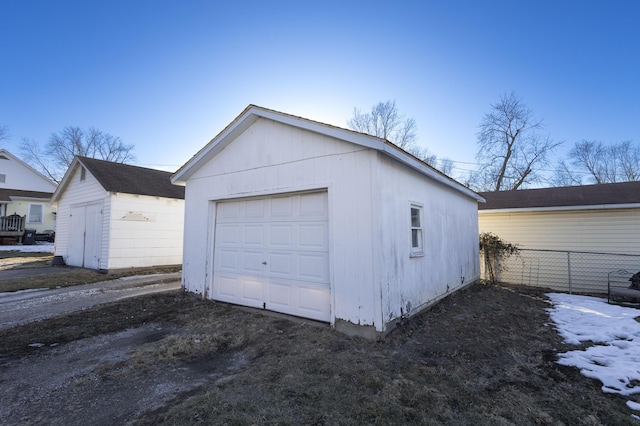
left=348, top=100, right=445, bottom=169
left=438, top=158, right=455, bottom=176
left=554, top=139, right=640, bottom=185
left=0, top=125, right=8, bottom=143
left=549, top=160, right=583, bottom=187
left=473, top=92, right=562, bottom=191
left=20, top=126, right=135, bottom=183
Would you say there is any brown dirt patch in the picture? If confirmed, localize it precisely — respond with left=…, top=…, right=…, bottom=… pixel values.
left=0, top=283, right=635, bottom=425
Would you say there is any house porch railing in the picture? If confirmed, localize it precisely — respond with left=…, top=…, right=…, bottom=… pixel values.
left=0, top=214, right=26, bottom=232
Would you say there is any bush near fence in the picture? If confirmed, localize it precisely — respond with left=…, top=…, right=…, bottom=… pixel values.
left=482, top=249, right=640, bottom=295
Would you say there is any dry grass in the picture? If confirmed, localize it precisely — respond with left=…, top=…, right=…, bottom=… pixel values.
left=0, top=254, right=181, bottom=292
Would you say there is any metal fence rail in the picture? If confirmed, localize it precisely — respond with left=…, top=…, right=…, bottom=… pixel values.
left=485, top=249, right=640, bottom=295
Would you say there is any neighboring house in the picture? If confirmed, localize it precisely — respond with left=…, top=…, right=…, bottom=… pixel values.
left=478, top=181, right=640, bottom=292
left=172, top=105, right=484, bottom=339
left=51, top=156, right=185, bottom=271
left=0, top=149, right=57, bottom=240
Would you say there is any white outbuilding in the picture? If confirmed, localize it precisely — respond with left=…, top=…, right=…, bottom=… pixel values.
left=52, top=156, right=185, bottom=271
left=172, top=105, right=483, bottom=338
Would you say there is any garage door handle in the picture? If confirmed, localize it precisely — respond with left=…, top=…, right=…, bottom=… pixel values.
left=262, top=261, right=267, bottom=265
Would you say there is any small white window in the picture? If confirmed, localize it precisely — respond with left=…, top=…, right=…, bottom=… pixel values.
left=410, top=204, right=424, bottom=256
left=0, top=174, right=5, bottom=183
left=80, top=167, right=86, bottom=181
left=28, top=204, right=44, bottom=224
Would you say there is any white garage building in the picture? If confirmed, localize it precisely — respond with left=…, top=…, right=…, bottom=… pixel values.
left=52, top=156, right=185, bottom=271
left=172, top=105, right=483, bottom=338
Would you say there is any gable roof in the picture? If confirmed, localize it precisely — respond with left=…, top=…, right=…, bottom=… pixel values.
left=479, top=181, right=640, bottom=212
left=172, top=104, right=483, bottom=202
left=0, top=149, right=57, bottom=191
left=0, top=189, right=53, bottom=203
left=52, top=156, right=185, bottom=203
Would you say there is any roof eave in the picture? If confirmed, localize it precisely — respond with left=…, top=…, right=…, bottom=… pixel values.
left=479, top=202, right=640, bottom=214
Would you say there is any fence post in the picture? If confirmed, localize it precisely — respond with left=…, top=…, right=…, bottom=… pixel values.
left=567, top=252, right=572, bottom=294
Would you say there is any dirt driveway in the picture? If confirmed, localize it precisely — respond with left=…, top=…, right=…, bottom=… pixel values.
left=0, top=272, right=181, bottom=329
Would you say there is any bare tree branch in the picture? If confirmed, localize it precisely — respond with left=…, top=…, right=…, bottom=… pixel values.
left=20, top=126, right=135, bottom=183
left=472, top=92, right=561, bottom=191
left=348, top=100, right=443, bottom=168
left=558, top=139, right=640, bottom=184
left=0, top=125, right=9, bottom=143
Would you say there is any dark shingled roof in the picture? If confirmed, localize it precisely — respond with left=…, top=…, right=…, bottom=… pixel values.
left=78, top=157, right=185, bottom=200
left=479, top=181, right=640, bottom=210
left=0, top=189, right=54, bottom=202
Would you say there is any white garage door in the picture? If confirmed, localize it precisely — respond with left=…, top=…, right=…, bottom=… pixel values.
left=212, top=191, right=330, bottom=322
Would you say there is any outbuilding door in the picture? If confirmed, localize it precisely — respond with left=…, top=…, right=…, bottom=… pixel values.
left=212, top=191, right=330, bottom=322
left=67, top=202, right=103, bottom=269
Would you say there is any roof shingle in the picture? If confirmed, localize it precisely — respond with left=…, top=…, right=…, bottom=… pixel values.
left=78, top=157, right=185, bottom=200
left=479, top=181, right=640, bottom=210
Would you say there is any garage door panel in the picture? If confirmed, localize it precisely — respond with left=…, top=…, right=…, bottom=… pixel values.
left=299, top=191, right=328, bottom=217
left=218, top=276, right=239, bottom=297
left=240, top=277, right=263, bottom=302
left=245, top=199, right=265, bottom=217
left=270, top=196, right=294, bottom=217
left=269, top=224, right=293, bottom=247
left=242, top=251, right=264, bottom=272
left=268, top=282, right=292, bottom=307
left=217, top=249, right=239, bottom=271
left=217, top=224, right=240, bottom=244
left=213, top=191, right=330, bottom=322
left=297, top=284, right=331, bottom=319
left=219, top=201, right=240, bottom=219
left=298, top=254, right=329, bottom=281
left=299, top=223, right=328, bottom=249
left=243, top=225, right=264, bottom=246
left=268, top=252, right=292, bottom=275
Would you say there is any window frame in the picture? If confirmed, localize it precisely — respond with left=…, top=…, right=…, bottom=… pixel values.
left=410, top=202, right=425, bottom=257
left=27, top=203, right=44, bottom=224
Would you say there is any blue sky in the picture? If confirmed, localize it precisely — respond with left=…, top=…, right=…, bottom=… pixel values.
left=1, top=0, right=639, bottom=178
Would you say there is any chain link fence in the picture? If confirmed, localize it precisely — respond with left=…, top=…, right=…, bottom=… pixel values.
left=482, top=249, right=640, bottom=295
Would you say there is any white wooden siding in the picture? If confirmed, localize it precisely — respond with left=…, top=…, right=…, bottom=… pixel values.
left=0, top=152, right=57, bottom=192
left=107, top=193, right=184, bottom=269
left=377, top=154, right=480, bottom=326
left=478, top=208, right=640, bottom=255
left=53, top=166, right=110, bottom=269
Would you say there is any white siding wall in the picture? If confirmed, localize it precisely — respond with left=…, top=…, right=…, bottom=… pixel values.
left=54, top=166, right=110, bottom=269
left=0, top=153, right=57, bottom=192
left=107, top=193, right=184, bottom=269
left=182, top=118, right=380, bottom=329
left=478, top=208, right=640, bottom=254
left=377, top=155, right=480, bottom=330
